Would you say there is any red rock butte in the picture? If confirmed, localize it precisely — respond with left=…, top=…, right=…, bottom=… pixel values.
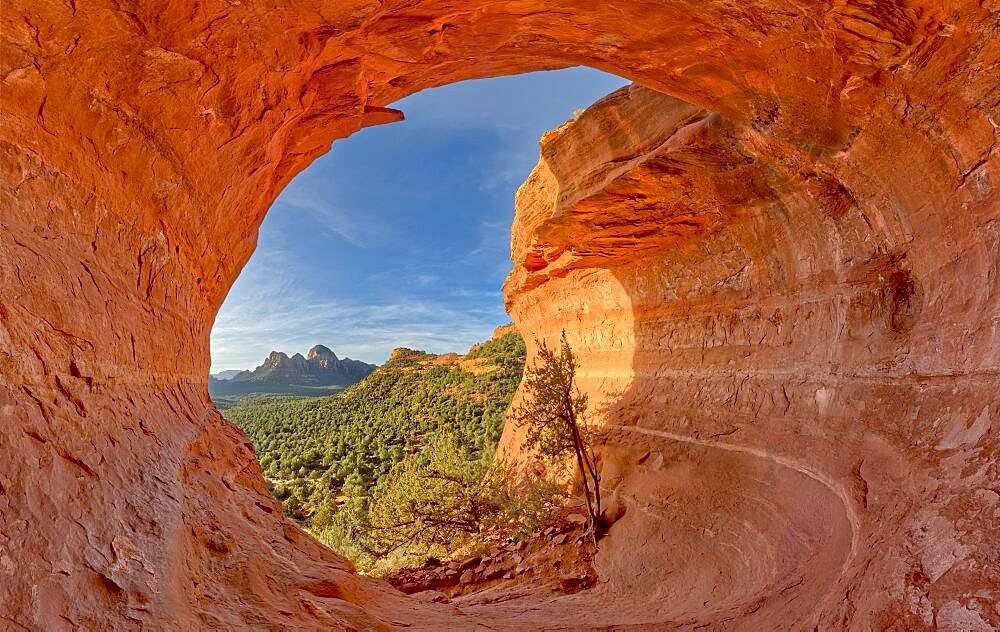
left=1, top=1, right=998, bottom=629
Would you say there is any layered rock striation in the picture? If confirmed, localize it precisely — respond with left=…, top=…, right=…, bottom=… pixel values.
left=1, top=0, right=997, bottom=629
left=501, top=83, right=1000, bottom=629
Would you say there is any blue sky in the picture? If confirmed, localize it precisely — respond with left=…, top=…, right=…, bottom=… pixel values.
left=210, top=68, right=628, bottom=371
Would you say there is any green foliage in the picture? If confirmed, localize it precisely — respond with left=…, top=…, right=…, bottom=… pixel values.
left=465, top=325, right=526, bottom=370
left=211, top=383, right=348, bottom=403
left=358, top=433, right=505, bottom=571
left=511, top=332, right=601, bottom=537
left=320, top=431, right=564, bottom=575
left=221, top=329, right=528, bottom=569
left=512, top=337, right=589, bottom=459
left=366, top=433, right=497, bottom=553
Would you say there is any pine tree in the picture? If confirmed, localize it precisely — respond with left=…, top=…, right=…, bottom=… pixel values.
left=364, top=433, right=503, bottom=558
left=510, top=332, right=601, bottom=538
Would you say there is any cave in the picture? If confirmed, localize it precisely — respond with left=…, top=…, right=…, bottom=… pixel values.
left=1, top=1, right=997, bottom=629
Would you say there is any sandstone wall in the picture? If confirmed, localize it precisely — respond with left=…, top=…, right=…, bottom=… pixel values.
left=1, top=0, right=997, bottom=628
left=503, top=84, right=999, bottom=629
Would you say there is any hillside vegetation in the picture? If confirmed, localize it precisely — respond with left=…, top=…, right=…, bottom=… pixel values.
left=222, top=327, right=529, bottom=571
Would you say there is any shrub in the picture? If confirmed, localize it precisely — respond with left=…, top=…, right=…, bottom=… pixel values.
left=315, top=430, right=563, bottom=575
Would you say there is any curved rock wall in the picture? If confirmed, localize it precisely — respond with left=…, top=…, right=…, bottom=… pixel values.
left=1, top=0, right=997, bottom=628
left=504, top=84, right=999, bottom=628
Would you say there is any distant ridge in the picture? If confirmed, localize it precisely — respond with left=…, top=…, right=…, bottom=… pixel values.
left=211, top=369, right=244, bottom=381
left=209, top=345, right=376, bottom=398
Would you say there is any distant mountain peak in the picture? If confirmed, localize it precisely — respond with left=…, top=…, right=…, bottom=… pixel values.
left=209, top=345, right=376, bottom=399
left=308, top=344, right=337, bottom=361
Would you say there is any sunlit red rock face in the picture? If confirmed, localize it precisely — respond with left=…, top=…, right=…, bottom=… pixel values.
left=1, top=0, right=997, bottom=629
left=502, top=83, right=1000, bottom=628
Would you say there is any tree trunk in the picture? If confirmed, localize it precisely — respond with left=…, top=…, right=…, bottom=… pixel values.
left=565, top=394, right=599, bottom=539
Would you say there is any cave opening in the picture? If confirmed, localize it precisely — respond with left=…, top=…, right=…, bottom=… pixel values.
left=207, top=67, right=630, bottom=574
left=209, top=67, right=628, bottom=375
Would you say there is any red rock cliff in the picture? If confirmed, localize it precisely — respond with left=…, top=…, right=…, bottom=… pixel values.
left=501, top=83, right=999, bottom=629
left=1, top=1, right=997, bottom=629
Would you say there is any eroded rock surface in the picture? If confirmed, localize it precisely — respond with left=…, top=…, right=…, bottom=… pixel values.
left=502, top=82, right=999, bottom=629
left=1, top=0, right=997, bottom=629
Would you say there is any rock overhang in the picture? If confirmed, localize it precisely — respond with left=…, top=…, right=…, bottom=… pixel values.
left=1, top=0, right=998, bottom=628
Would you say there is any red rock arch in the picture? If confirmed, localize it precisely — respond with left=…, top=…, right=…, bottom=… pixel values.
left=1, top=1, right=997, bottom=628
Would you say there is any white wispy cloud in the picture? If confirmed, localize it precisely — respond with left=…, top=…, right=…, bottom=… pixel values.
left=276, top=184, right=371, bottom=248
left=209, top=69, right=627, bottom=372
left=210, top=268, right=507, bottom=371
left=476, top=145, right=540, bottom=192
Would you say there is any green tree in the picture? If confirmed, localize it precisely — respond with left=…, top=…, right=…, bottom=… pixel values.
left=364, top=433, right=506, bottom=559
left=340, top=471, right=368, bottom=525
left=510, top=332, right=601, bottom=538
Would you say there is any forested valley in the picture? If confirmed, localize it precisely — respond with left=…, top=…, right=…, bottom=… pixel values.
left=218, top=327, right=550, bottom=573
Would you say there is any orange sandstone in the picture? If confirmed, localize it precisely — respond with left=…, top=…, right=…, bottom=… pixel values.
left=0, top=1, right=997, bottom=629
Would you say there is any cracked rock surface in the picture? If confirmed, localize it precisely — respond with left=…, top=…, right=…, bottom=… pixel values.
left=1, top=1, right=998, bottom=629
